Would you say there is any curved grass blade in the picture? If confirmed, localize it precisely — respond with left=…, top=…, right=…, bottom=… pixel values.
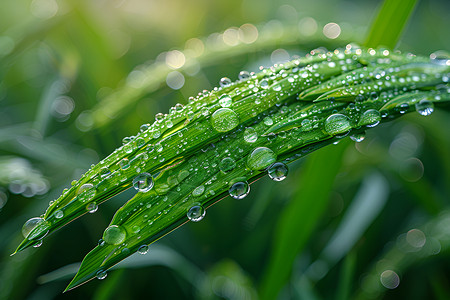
left=12, top=47, right=450, bottom=291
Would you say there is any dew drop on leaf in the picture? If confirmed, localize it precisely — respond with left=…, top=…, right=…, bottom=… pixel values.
left=54, top=210, right=64, bottom=219
left=187, top=204, right=206, bottom=222
left=229, top=181, right=250, bottom=199
left=137, top=245, right=149, bottom=255
left=219, top=77, right=232, bottom=87
left=244, top=127, right=258, bottom=143
left=192, top=185, right=205, bottom=197
left=268, top=162, right=289, bottom=181
left=210, top=108, right=239, bottom=132
left=22, top=217, right=47, bottom=239
left=96, top=270, right=107, bottom=280
left=219, top=157, right=236, bottom=173
left=358, top=109, right=381, bottom=127
left=350, top=132, right=366, bottom=142
left=219, top=94, right=232, bottom=108
left=415, top=99, right=434, bottom=116
left=133, top=173, right=154, bottom=192
left=86, top=202, right=98, bottom=213
left=103, top=225, right=126, bottom=245
left=324, top=113, right=352, bottom=136
left=247, top=147, right=277, bottom=170
left=238, top=70, right=250, bottom=80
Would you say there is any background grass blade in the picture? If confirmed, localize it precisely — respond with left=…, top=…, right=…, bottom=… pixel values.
left=259, top=141, right=348, bottom=300
left=364, top=0, right=419, bottom=48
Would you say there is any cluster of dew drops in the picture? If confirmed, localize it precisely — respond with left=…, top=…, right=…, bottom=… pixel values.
left=21, top=47, right=448, bottom=278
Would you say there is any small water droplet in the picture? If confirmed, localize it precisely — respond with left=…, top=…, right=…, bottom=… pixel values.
left=138, top=245, right=149, bottom=255
left=238, top=70, right=250, bottom=80
left=119, top=158, right=130, bottom=170
left=358, top=109, right=381, bottom=127
left=155, top=113, right=164, bottom=122
left=103, top=225, right=126, bottom=245
left=187, top=204, right=206, bottom=222
left=260, top=79, right=269, bottom=89
left=229, top=181, right=250, bottom=199
left=272, top=84, right=281, bottom=91
left=324, top=114, right=352, bottom=136
left=350, top=132, right=366, bottom=142
left=210, top=108, right=239, bottom=132
left=244, top=127, right=258, bottom=143
left=96, top=270, right=107, bottom=280
left=133, top=173, right=154, bottom=192
left=247, top=147, right=277, bottom=170
left=33, top=240, right=43, bottom=248
left=100, top=167, right=111, bottom=178
left=268, top=162, right=289, bottom=181
left=192, top=185, right=205, bottom=197
left=219, top=157, right=236, bottom=173
left=263, top=117, right=273, bottom=126
left=86, top=202, right=98, bottom=213
left=220, top=77, right=232, bottom=87
left=415, top=99, right=434, bottom=116
left=140, top=124, right=149, bottom=132
left=397, top=103, right=409, bottom=114
left=54, top=210, right=64, bottom=219
left=22, top=217, right=48, bottom=239
left=219, top=94, right=232, bottom=107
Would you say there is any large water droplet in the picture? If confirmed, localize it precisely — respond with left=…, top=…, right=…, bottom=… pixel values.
left=358, top=109, right=381, bottom=127
left=219, top=94, right=232, bottom=107
left=229, top=181, right=250, bottom=199
left=133, top=173, right=154, bottom=192
left=96, top=270, right=107, bottom=280
left=219, top=157, right=236, bottom=173
left=187, top=204, right=206, bottom=222
left=103, top=225, right=126, bottom=245
left=138, top=245, right=149, bottom=255
left=210, top=108, right=239, bottom=132
left=415, top=99, right=434, bottom=116
left=260, top=79, right=269, bottom=89
left=263, top=117, right=273, bottom=126
left=100, top=167, right=111, bottom=178
left=119, top=158, right=130, bottom=170
left=268, top=162, right=289, bottom=181
left=22, top=217, right=48, bottom=239
left=244, top=127, right=258, bottom=143
left=272, top=84, right=282, bottom=91
left=324, top=114, right=352, bottom=136
left=397, top=103, right=409, bottom=114
left=247, top=147, right=277, bottom=170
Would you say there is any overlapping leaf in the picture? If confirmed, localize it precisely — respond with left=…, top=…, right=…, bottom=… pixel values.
left=13, top=46, right=450, bottom=290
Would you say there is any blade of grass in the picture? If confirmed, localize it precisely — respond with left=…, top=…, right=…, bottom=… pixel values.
left=335, top=251, right=357, bottom=300
left=364, top=0, right=419, bottom=48
left=259, top=140, right=349, bottom=300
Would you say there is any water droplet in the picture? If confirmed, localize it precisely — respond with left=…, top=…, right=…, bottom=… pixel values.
left=244, top=127, right=258, bottom=143
left=98, top=239, right=105, bottom=246
left=133, top=173, right=154, bottom=192
left=219, top=77, right=232, bottom=87
left=247, top=147, right=277, bottom=170
left=268, top=162, right=289, bottom=181
left=219, top=157, right=236, bottom=173
left=155, top=113, right=164, bottom=122
left=140, top=124, right=149, bottom=132
left=301, top=119, right=312, bottom=131
left=178, top=170, right=190, bottom=182
left=54, top=210, right=64, bottom=219
left=263, top=117, right=273, bottom=126
left=219, top=94, right=232, bottom=107
left=103, top=225, right=126, bottom=245
left=350, top=132, right=365, bottom=142
left=397, top=103, right=409, bottom=114
left=238, top=70, right=250, bottom=80
left=272, top=84, right=281, bottom=91
left=155, top=143, right=163, bottom=152
left=131, top=225, right=141, bottom=233
left=22, top=217, right=48, bottom=239
left=96, top=270, right=107, bottom=280
left=229, top=181, right=250, bottom=199
left=138, top=245, right=149, bottom=255
left=324, top=114, right=352, bottom=136
left=119, top=158, right=130, bottom=170
left=210, top=108, right=239, bottom=132
left=187, top=204, right=206, bottom=222
left=175, top=103, right=184, bottom=111
left=192, top=185, right=205, bottom=197
left=33, top=240, right=43, bottom=248
left=358, top=109, right=381, bottom=127
left=86, top=202, right=98, bottom=213
left=260, top=79, right=269, bottom=89
left=100, top=167, right=111, bottom=178
left=415, top=99, right=434, bottom=116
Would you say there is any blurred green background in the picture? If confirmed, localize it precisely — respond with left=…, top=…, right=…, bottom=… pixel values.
left=0, top=0, right=449, bottom=299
